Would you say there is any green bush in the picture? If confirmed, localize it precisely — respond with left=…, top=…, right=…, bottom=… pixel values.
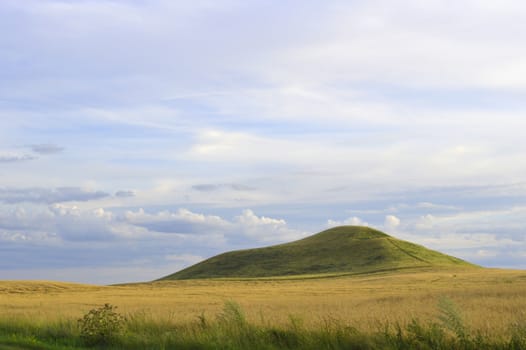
left=78, top=303, right=125, bottom=346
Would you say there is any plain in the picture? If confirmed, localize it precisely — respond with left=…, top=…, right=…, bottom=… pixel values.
left=1, top=267, right=526, bottom=349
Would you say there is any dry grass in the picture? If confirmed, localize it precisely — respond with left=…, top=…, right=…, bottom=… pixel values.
left=1, top=268, right=525, bottom=339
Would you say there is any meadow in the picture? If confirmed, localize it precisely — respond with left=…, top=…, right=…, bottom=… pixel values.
left=1, top=267, right=526, bottom=349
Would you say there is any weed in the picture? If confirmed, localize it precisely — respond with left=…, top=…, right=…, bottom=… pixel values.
left=78, top=303, right=125, bottom=346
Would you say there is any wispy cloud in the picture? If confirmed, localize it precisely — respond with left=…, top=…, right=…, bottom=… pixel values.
left=0, top=187, right=109, bottom=204
left=30, top=144, right=64, bottom=155
left=192, top=183, right=255, bottom=192
left=0, top=154, right=36, bottom=163
left=115, top=190, right=135, bottom=198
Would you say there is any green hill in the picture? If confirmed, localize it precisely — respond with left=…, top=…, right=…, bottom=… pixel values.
left=159, top=226, right=478, bottom=280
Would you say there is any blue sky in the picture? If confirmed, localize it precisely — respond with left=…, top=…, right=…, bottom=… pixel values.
left=1, top=0, right=526, bottom=284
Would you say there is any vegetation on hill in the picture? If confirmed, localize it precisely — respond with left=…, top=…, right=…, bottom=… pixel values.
left=160, top=226, right=477, bottom=280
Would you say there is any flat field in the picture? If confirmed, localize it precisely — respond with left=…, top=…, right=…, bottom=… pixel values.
left=1, top=267, right=525, bottom=339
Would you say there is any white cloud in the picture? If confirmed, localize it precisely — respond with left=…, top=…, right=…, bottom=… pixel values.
left=124, top=208, right=230, bottom=233
left=235, top=209, right=286, bottom=227
left=164, top=253, right=203, bottom=264
left=414, top=214, right=436, bottom=230
left=0, top=204, right=310, bottom=282
left=388, top=205, right=526, bottom=267
left=384, top=215, right=400, bottom=229
left=125, top=207, right=306, bottom=244
left=327, top=216, right=368, bottom=228
left=410, top=207, right=526, bottom=237
left=5, top=205, right=306, bottom=247
left=234, top=209, right=306, bottom=243
left=0, top=204, right=120, bottom=242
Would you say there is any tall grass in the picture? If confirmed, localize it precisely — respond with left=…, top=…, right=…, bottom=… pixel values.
left=2, top=270, right=525, bottom=348
left=1, top=300, right=526, bottom=349
left=2, top=269, right=525, bottom=336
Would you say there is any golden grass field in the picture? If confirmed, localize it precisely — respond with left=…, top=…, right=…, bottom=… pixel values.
left=1, top=268, right=525, bottom=339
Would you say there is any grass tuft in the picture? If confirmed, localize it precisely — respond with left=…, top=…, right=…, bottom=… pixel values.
left=437, top=296, right=467, bottom=341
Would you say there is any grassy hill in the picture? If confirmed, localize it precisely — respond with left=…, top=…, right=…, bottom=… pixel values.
left=160, top=226, right=477, bottom=280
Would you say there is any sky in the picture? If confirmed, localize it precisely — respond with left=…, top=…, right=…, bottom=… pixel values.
left=1, top=0, right=526, bottom=284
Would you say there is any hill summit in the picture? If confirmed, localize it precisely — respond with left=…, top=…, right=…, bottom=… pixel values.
left=160, top=226, right=477, bottom=280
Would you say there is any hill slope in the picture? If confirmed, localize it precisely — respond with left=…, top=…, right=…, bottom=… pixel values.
left=160, top=226, right=477, bottom=280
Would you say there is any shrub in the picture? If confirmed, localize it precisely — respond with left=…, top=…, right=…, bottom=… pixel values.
left=78, top=303, right=126, bottom=346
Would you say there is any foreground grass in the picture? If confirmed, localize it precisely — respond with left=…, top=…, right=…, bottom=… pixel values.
left=1, top=300, right=526, bottom=349
left=1, top=268, right=526, bottom=348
